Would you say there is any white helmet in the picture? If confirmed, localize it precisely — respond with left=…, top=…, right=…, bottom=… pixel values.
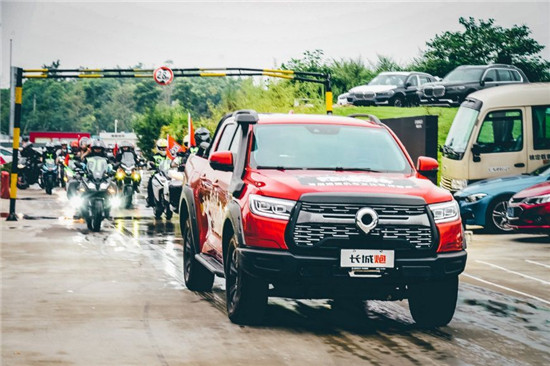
left=156, top=138, right=167, bottom=156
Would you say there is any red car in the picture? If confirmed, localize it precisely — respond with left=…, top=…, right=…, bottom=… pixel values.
left=507, top=182, right=550, bottom=234
left=180, top=110, right=466, bottom=327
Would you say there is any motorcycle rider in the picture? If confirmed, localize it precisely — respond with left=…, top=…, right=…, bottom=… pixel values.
left=115, top=141, right=138, bottom=164
left=77, top=137, right=91, bottom=162
left=42, top=142, right=57, bottom=161
left=146, top=138, right=168, bottom=207
left=20, top=137, right=40, bottom=160
left=83, top=139, right=109, bottom=163
left=194, top=127, right=212, bottom=157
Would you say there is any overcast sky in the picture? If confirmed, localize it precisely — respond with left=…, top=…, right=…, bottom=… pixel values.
left=1, top=1, right=549, bottom=87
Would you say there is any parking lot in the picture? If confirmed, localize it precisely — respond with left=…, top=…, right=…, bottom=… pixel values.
left=1, top=187, right=548, bottom=365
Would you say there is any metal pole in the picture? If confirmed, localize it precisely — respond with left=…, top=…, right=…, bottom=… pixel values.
left=114, top=119, right=118, bottom=133
left=7, top=67, right=23, bottom=221
left=325, top=76, right=333, bottom=115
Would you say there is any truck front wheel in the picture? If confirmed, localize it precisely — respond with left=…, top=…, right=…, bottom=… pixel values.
left=225, top=234, right=268, bottom=325
left=408, top=276, right=458, bottom=328
left=182, top=216, right=214, bottom=291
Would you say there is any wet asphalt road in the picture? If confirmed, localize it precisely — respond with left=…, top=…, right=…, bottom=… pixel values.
left=1, top=186, right=549, bottom=365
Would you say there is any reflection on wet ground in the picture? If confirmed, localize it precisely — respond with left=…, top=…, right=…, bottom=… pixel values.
left=84, top=209, right=550, bottom=366
left=11, top=186, right=548, bottom=365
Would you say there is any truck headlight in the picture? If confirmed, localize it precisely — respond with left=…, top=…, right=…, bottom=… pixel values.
left=465, top=193, right=487, bottom=202
left=451, top=179, right=468, bottom=191
left=522, top=194, right=550, bottom=205
left=249, top=194, right=295, bottom=220
left=429, top=200, right=460, bottom=223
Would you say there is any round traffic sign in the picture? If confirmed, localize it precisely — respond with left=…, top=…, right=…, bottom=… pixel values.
left=153, top=66, right=174, bottom=85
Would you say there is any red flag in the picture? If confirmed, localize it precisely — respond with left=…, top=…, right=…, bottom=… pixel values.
left=166, top=134, right=183, bottom=160
left=64, top=153, right=70, bottom=166
left=188, top=112, right=196, bottom=147
left=113, top=143, right=118, bottom=158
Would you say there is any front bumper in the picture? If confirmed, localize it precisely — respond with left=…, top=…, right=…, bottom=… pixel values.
left=237, top=247, right=467, bottom=299
left=347, top=94, right=392, bottom=106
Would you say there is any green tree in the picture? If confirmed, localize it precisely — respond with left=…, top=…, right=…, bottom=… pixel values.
left=329, top=57, right=375, bottom=97
left=418, top=17, right=549, bottom=80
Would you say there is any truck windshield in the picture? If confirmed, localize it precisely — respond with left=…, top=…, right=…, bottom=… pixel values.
left=443, top=68, right=484, bottom=83
left=443, top=106, right=480, bottom=160
left=250, top=124, right=412, bottom=173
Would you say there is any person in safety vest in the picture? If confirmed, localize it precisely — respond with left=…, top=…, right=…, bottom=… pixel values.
left=146, top=138, right=168, bottom=207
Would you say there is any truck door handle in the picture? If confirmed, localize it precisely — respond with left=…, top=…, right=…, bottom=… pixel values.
left=514, top=163, right=525, bottom=168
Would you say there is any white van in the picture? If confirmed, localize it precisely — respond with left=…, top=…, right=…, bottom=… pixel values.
left=440, top=83, right=550, bottom=192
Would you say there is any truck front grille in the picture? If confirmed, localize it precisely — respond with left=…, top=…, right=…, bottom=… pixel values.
left=291, top=202, right=434, bottom=250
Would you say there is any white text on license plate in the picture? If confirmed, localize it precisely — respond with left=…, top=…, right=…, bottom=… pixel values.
left=340, top=249, right=395, bottom=268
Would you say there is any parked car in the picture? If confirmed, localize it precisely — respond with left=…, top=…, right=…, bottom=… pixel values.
left=347, top=72, right=436, bottom=107
left=440, top=83, right=550, bottom=193
left=507, top=182, right=550, bottom=235
left=337, top=93, right=351, bottom=106
left=0, top=147, right=13, bottom=164
left=420, top=64, right=528, bottom=105
left=454, top=163, right=550, bottom=233
left=180, top=109, right=466, bottom=327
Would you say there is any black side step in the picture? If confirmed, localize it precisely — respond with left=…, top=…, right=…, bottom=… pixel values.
left=195, top=253, right=225, bottom=277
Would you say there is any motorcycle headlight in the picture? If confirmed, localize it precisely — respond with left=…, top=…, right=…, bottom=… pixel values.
left=465, top=193, right=487, bottom=203
left=110, top=196, right=122, bottom=209
left=100, top=182, right=110, bottom=190
left=18, top=164, right=24, bottom=169
left=249, top=194, right=296, bottom=220
left=132, top=171, right=141, bottom=181
left=522, top=194, right=550, bottom=205
left=107, top=185, right=117, bottom=195
left=86, top=181, right=96, bottom=190
left=116, top=171, right=125, bottom=180
left=70, top=196, right=84, bottom=209
left=429, top=200, right=460, bottom=223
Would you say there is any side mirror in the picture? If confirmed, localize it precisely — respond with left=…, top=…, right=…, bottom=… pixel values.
left=405, top=82, right=412, bottom=88
left=480, top=80, right=486, bottom=87
left=416, top=156, right=438, bottom=184
left=471, top=143, right=481, bottom=163
left=209, top=151, right=233, bottom=171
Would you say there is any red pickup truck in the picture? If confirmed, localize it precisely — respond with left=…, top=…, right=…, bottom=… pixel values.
left=179, top=110, right=466, bottom=327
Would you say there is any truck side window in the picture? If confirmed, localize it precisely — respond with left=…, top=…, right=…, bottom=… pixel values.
left=476, top=110, right=523, bottom=153
left=532, top=105, right=550, bottom=150
left=215, top=124, right=237, bottom=152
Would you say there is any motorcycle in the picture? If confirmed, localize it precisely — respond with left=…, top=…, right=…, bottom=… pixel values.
left=73, top=157, right=119, bottom=232
left=115, top=152, right=141, bottom=209
left=65, top=160, right=85, bottom=199
left=40, top=157, right=58, bottom=195
left=151, top=159, right=174, bottom=220
left=16, top=156, right=41, bottom=189
left=57, top=155, right=67, bottom=188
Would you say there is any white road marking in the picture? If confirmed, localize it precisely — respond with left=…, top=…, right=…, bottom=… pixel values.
left=462, top=273, right=550, bottom=306
left=476, top=260, right=550, bottom=286
left=525, top=259, right=550, bottom=269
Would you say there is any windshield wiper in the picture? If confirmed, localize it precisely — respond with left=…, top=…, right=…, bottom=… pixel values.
left=301, top=167, right=382, bottom=172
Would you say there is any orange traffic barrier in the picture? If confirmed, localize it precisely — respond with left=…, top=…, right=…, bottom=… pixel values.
left=1, top=171, right=10, bottom=199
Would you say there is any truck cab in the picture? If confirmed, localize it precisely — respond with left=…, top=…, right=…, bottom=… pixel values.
left=440, top=83, right=550, bottom=192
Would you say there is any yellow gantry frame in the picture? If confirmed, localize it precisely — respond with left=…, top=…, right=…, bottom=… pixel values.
left=6, top=66, right=332, bottom=220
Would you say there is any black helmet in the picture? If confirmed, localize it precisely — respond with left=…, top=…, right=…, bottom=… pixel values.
left=90, top=139, right=106, bottom=155
left=194, top=127, right=211, bottom=145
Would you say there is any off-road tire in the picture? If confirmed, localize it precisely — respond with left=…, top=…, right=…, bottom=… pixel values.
left=408, top=276, right=458, bottom=328
left=225, top=234, right=268, bottom=325
left=182, top=215, right=214, bottom=291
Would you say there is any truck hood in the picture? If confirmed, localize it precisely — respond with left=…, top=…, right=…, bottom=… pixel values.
left=349, top=85, right=397, bottom=93
left=455, top=174, right=546, bottom=197
left=248, top=170, right=452, bottom=204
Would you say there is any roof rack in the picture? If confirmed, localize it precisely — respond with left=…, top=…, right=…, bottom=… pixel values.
left=347, top=113, right=383, bottom=125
